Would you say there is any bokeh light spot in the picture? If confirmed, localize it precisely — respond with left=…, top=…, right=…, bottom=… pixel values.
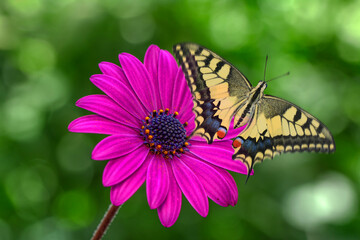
left=54, top=190, right=96, bottom=228
left=3, top=97, right=43, bottom=140
left=56, top=134, right=93, bottom=173
left=0, top=15, right=18, bottom=49
left=20, top=218, right=71, bottom=240
left=5, top=164, right=57, bottom=207
left=337, top=3, right=360, bottom=49
left=5, top=0, right=44, bottom=17
left=283, top=172, right=357, bottom=230
left=2, top=69, right=68, bottom=141
left=26, top=70, right=69, bottom=109
left=120, top=15, right=155, bottom=44
left=17, top=38, right=56, bottom=74
left=210, top=7, right=249, bottom=50
left=101, top=0, right=151, bottom=19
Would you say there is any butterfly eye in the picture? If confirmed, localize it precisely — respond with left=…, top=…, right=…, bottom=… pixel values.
left=216, top=127, right=227, bottom=139
left=232, top=137, right=243, bottom=148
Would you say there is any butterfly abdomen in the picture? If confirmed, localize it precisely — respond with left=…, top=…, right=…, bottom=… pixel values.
left=234, top=81, right=267, bottom=129
left=235, top=104, right=252, bottom=128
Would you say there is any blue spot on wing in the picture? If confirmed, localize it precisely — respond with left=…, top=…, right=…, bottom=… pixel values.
left=235, top=136, right=274, bottom=160
left=242, top=139, right=257, bottom=156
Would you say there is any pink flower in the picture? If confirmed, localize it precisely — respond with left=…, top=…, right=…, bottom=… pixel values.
left=68, top=45, right=250, bottom=227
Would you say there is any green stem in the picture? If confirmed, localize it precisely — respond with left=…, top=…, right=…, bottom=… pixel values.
left=91, top=204, right=121, bottom=240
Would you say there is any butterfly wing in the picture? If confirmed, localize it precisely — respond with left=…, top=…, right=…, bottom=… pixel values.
left=173, top=43, right=252, bottom=143
left=232, top=95, right=336, bottom=181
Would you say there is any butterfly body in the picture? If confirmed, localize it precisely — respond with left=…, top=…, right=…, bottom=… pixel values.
left=233, top=81, right=267, bottom=129
left=173, top=43, right=335, bottom=180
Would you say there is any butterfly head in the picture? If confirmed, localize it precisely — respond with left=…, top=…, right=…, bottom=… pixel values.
left=259, top=81, right=267, bottom=90
left=255, top=81, right=268, bottom=93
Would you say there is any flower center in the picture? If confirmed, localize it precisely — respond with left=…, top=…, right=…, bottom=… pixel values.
left=140, top=108, right=189, bottom=158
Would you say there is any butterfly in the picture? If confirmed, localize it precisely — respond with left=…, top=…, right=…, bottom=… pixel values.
left=173, top=43, right=336, bottom=181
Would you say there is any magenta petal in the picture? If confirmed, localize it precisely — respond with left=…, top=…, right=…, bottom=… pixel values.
left=98, top=62, right=136, bottom=99
left=181, top=154, right=232, bottom=207
left=76, top=95, right=138, bottom=128
left=144, top=45, right=160, bottom=83
left=146, top=155, right=170, bottom=209
left=98, top=62, right=129, bottom=86
left=179, top=104, right=195, bottom=126
left=90, top=74, right=148, bottom=119
left=211, top=165, right=238, bottom=206
left=157, top=161, right=182, bottom=228
left=178, top=100, right=194, bottom=123
left=185, top=116, right=196, bottom=134
left=110, top=156, right=151, bottom=205
left=68, top=115, right=136, bottom=135
left=144, top=45, right=162, bottom=108
left=222, top=120, right=248, bottom=140
left=103, top=147, right=149, bottom=186
left=92, top=134, right=143, bottom=160
left=119, top=53, right=158, bottom=111
left=171, top=158, right=209, bottom=217
left=157, top=50, right=178, bottom=108
left=189, top=139, right=251, bottom=175
left=172, top=68, right=193, bottom=114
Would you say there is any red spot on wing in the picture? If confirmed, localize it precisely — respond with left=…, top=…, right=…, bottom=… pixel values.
left=232, top=137, right=243, bottom=148
left=216, top=127, right=227, bottom=139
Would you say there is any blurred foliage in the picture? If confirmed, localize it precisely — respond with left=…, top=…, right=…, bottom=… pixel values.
left=0, top=0, right=360, bottom=239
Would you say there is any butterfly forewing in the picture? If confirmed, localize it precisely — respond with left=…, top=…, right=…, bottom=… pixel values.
left=233, top=95, right=336, bottom=178
left=173, top=42, right=336, bottom=181
left=173, top=43, right=252, bottom=143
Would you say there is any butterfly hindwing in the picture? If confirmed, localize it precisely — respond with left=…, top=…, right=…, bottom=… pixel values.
left=173, top=43, right=252, bottom=143
left=233, top=95, right=336, bottom=179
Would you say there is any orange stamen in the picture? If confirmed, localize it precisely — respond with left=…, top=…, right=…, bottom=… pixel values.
left=184, top=142, right=189, bottom=147
left=145, top=129, right=150, bottom=134
left=148, top=135, right=153, bottom=140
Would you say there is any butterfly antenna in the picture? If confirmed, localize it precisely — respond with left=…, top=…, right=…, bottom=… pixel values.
left=266, top=72, right=290, bottom=83
left=263, top=55, right=268, bottom=82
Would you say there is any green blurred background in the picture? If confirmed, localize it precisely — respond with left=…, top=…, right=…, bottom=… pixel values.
left=0, top=0, right=359, bottom=239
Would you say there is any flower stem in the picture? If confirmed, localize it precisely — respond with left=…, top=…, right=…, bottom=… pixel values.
left=91, top=204, right=121, bottom=240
